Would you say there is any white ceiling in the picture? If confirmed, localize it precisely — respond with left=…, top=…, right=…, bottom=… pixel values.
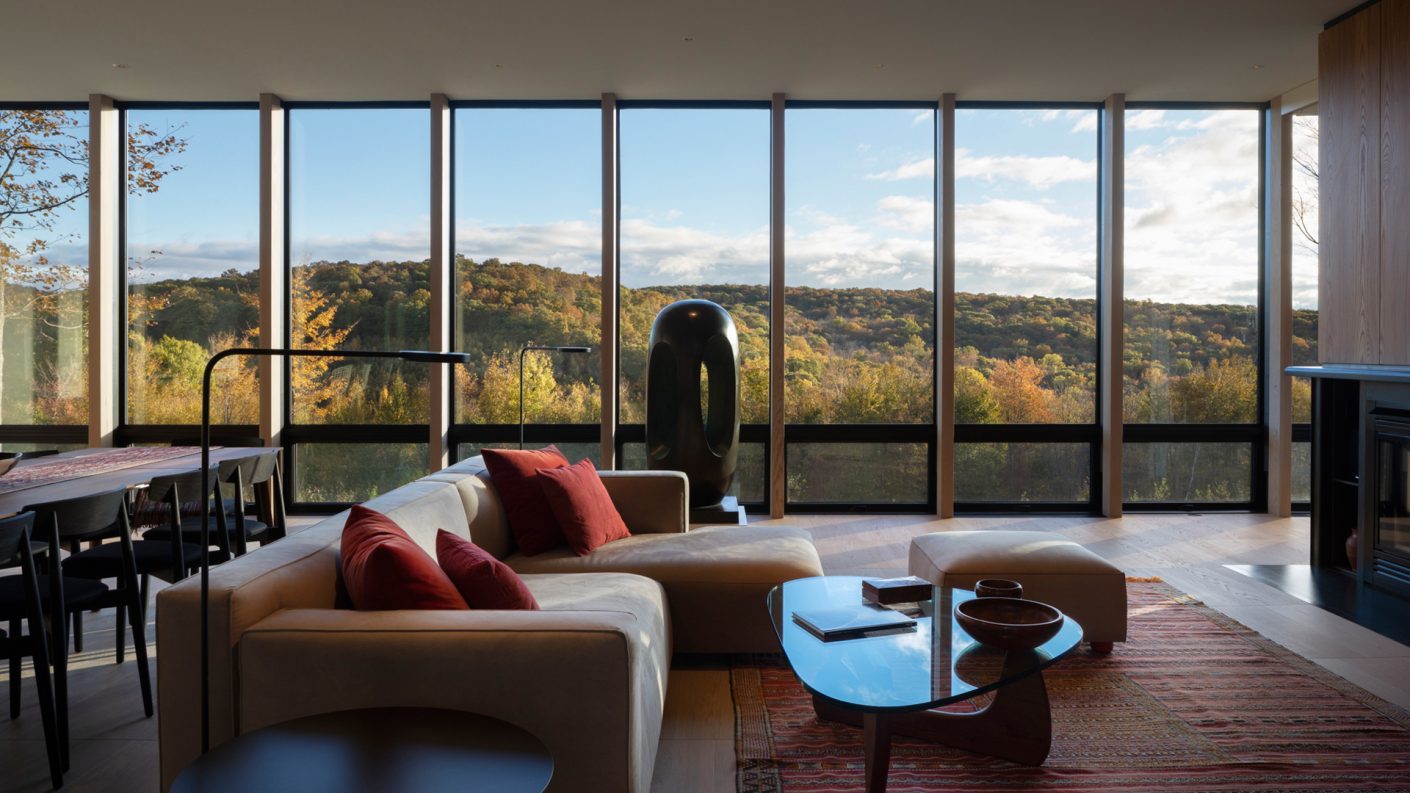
left=3, top=0, right=1357, bottom=103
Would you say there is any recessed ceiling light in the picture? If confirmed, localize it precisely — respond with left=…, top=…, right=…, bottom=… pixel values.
left=112, top=63, right=127, bottom=69
left=494, top=64, right=504, bottom=69
left=683, top=36, right=694, bottom=42
left=1252, top=64, right=1263, bottom=71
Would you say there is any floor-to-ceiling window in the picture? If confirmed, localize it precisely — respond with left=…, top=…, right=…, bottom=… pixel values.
left=784, top=104, right=936, bottom=509
left=121, top=105, right=259, bottom=441
left=1123, top=106, right=1264, bottom=508
left=286, top=104, right=430, bottom=504
left=1290, top=108, right=1318, bottom=508
left=0, top=106, right=90, bottom=453
left=617, top=102, right=770, bottom=508
left=953, top=105, right=1100, bottom=508
left=451, top=103, right=602, bottom=464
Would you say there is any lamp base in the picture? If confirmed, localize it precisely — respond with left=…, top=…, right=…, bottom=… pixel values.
left=690, top=497, right=746, bottom=525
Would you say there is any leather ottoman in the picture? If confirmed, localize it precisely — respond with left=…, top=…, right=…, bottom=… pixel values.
left=908, top=530, right=1126, bottom=652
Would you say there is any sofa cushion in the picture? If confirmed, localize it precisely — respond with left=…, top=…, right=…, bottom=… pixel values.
left=507, top=524, right=825, bottom=654
left=436, top=529, right=539, bottom=610
left=537, top=459, right=631, bottom=556
left=340, top=505, right=468, bottom=611
left=482, top=445, right=571, bottom=556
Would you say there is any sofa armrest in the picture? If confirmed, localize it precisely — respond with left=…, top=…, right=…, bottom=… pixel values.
left=598, top=470, right=688, bottom=535
left=237, top=608, right=663, bottom=793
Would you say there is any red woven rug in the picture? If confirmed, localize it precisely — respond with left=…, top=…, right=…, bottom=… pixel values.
left=734, top=582, right=1410, bottom=792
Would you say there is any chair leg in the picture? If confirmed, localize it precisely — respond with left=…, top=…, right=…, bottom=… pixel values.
left=72, top=609, right=83, bottom=653
left=126, top=585, right=154, bottom=718
left=115, top=588, right=127, bottom=665
left=28, top=620, right=65, bottom=788
left=8, top=619, right=20, bottom=720
left=140, top=574, right=150, bottom=621
left=54, top=614, right=69, bottom=770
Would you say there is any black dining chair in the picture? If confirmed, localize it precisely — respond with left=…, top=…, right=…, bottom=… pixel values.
left=0, top=511, right=64, bottom=788
left=139, top=463, right=237, bottom=573
left=23, top=487, right=156, bottom=739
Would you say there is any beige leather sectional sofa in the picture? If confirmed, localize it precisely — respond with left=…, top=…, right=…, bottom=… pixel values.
left=156, top=456, right=824, bottom=793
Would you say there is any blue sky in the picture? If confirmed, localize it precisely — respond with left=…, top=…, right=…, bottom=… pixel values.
left=16, top=104, right=1303, bottom=308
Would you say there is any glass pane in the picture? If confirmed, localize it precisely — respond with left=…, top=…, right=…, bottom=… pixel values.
left=125, top=108, right=259, bottom=424
left=618, top=108, right=769, bottom=426
left=1292, top=111, right=1319, bottom=424
left=1292, top=440, right=1312, bottom=504
left=458, top=442, right=601, bottom=467
left=1, top=109, right=89, bottom=425
left=621, top=441, right=766, bottom=505
left=954, top=443, right=1090, bottom=503
left=1123, top=442, right=1252, bottom=503
left=293, top=442, right=427, bottom=502
left=785, top=108, right=935, bottom=425
left=453, top=108, right=601, bottom=426
left=1124, top=109, right=1260, bottom=424
left=955, top=108, right=1098, bottom=424
left=288, top=108, right=430, bottom=425
left=786, top=443, right=928, bottom=504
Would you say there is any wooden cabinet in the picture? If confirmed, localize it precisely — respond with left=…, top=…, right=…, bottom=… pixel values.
left=1319, top=0, right=1410, bottom=366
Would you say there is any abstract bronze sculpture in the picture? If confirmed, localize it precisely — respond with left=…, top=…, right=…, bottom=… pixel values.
left=645, top=299, right=742, bottom=522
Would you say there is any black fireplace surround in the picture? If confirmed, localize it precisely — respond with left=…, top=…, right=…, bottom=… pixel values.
left=1289, top=364, right=1410, bottom=599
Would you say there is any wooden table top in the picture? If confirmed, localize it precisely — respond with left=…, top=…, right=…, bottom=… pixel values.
left=0, top=447, right=261, bottom=515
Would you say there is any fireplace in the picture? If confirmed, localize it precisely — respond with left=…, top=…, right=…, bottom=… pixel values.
left=1368, top=410, right=1410, bottom=593
left=1288, top=364, right=1410, bottom=603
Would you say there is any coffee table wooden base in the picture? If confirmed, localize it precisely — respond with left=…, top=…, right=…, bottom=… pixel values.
left=812, top=668, right=1052, bottom=793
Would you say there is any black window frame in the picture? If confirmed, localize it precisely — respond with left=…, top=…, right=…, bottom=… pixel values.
left=1119, top=101, right=1270, bottom=513
left=0, top=102, right=99, bottom=453
left=951, top=101, right=1105, bottom=514
left=613, top=99, right=775, bottom=514
left=281, top=100, right=433, bottom=513
left=112, top=101, right=262, bottom=450
left=779, top=100, right=941, bottom=513
left=444, top=100, right=606, bottom=469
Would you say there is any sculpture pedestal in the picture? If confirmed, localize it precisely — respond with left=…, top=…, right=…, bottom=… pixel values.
left=690, top=496, right=747, bottom=525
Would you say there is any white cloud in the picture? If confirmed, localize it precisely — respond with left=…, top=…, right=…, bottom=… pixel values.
left=956, top=149, right=1094, bottom=189
left=866, top=158, right=934, bottom=181
left=1126, top=109, right=1167, bottom=131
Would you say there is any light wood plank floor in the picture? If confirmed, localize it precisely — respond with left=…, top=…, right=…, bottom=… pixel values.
left=2, top=513, right=1406, bottom=793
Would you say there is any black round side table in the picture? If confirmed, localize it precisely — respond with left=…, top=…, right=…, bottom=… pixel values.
left=171, top=707, right=553, bottom=793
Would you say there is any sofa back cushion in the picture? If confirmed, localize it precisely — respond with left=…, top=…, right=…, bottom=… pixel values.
left=341, top=505, right=468, bottom=611
left=481, top=446, right=571, bottom=556
left=537, top=459, right=632, bottom=556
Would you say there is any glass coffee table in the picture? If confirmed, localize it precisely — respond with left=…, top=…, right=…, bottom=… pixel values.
left=768, top=576, right=1084, bottom=793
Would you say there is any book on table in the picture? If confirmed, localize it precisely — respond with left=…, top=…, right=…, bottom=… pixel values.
left=791, top=603, right=917, bottom=641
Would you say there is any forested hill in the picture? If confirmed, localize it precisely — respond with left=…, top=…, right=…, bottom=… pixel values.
left=130, top=256, right=1315, bottom=377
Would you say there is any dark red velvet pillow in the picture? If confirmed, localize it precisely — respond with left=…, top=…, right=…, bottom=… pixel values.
left=535, top=459, right=631, bottom=556
left=340, top=505, right=468, bottom=611
left=481, top=445, right=571, bottom=556
left=435, top=530, right=540, bottom=610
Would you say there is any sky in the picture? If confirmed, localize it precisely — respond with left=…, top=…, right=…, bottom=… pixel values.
left=13, top=104, right=1309, bottom=309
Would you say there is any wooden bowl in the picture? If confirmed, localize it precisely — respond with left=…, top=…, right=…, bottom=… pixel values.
left=974, top=578, right=1022, bottom=599
left=954, top=597, right=1063, bottom=651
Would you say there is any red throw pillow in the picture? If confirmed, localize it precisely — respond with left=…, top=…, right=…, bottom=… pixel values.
left=535, top=459, right=631, bottom=556
left=435, top=530, right=540, bottom=610
left=340, top=505, right=468, bottom=611
left=481, top=445, right=571, bottom=556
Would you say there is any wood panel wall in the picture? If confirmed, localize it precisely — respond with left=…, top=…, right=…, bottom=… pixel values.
left=1381, top=0, right=1410, bottom=364
left=1319, top=0, right=1410, bottom=366
left=1319, top=3, right=1381, bottom=365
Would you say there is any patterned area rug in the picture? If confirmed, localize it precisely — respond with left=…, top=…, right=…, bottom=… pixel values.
left=0, top=446, right=201, bottom=495
left=734, top=583, right=1410, bottom=792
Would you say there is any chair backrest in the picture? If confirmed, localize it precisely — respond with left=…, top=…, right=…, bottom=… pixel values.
left=146, top=467, right=221, bottom=505
left=0, top=511, right=36, bottom=567
left=217, top=455, right=259, bottom=487
left=245, top=449, right=280, bottom=486
left=22, top=487, right=129, bottom=542
left=0, top=451, right=21, bottom=461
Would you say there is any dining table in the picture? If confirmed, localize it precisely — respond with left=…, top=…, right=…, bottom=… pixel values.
left=0, top=446, right=271, bottom=517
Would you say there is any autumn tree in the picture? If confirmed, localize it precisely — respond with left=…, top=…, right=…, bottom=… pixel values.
left=0, top=109, right=185, bottom=421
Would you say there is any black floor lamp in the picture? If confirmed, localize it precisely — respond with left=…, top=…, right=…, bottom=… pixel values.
left=517, top=345, right=591, bottom=449
left=195, top=347, right=472, bottom=753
